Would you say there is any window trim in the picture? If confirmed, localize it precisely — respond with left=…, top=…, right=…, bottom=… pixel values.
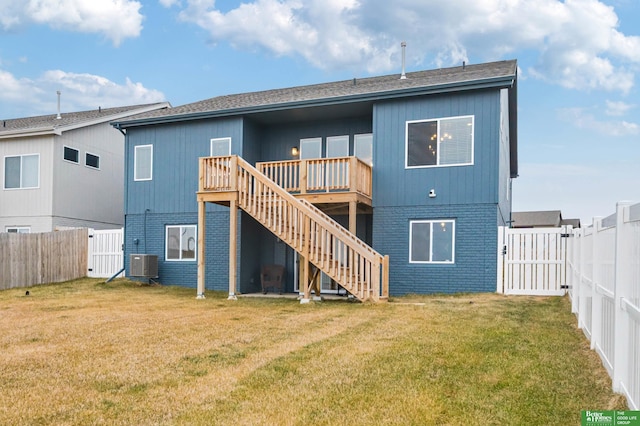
left=409, top=219, right=456, bottom=264
left=134, top=144, right=153, bottom=181
left=63, top=146, right=79, bottom=164
left=165, top=224, right=197, bottom=262
left=405, top=115, right=474, bottom=169
left=85, top=152, right=100, bottom=170
left=3, top=153, right=40, bottom=190
left=5, top=226, right=30, bottom=233
left=210, top=137, right=231, bottom=157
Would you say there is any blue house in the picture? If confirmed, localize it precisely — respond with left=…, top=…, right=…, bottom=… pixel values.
left=113, top=59, right=518, bottom=301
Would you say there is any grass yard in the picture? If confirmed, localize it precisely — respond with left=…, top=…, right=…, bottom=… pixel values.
left=0, top=278, right=627, bottom=425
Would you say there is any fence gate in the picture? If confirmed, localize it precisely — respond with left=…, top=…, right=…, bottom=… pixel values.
left=498, top=226, right=570, bottom=296
left=87, top=228, right=124, bottom=278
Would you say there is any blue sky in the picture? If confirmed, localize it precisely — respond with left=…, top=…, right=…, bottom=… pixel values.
left=1, top=0, right=638, bottom=223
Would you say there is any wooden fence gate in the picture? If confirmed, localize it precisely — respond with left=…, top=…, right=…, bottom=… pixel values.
left=87, top=228, right=124, bottom=278
left=497, top=226, right=571, bottom=296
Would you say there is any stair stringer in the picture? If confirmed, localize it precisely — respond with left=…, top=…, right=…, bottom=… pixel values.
left=228, top=156, right=387, bottom=302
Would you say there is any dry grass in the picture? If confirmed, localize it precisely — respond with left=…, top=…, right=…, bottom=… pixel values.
left=0, top=278, right=626, bottom=425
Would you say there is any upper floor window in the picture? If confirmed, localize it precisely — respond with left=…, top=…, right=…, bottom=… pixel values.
left=85, top=152, right=100, bottom=169
left=134, top=145, right=153, bottom=181
left=210, top=137, right=231, bottom=157
left=406, top=115, right=474, bottom=168
left=4, top=154, right=39, bottom=189
left=354, top=133, right=373, bottom=166
left=409, top=219, right=455, bottom=264
left=64, top=146, right=79, bottom=163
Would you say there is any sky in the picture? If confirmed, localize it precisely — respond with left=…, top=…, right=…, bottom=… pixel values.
left=0, top=0, right=638, bottom=224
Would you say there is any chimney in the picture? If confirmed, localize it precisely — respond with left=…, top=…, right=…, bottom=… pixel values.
left=56, top=91, right=62, bottom=119
left=400, top=41, right=407, bottom=80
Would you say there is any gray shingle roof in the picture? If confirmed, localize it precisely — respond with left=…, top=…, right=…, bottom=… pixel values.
left=0, top=103, right=169, bottom=136
left=511, top=211, right=563, bottom=228
left=115, top=60, right=517, bottom=124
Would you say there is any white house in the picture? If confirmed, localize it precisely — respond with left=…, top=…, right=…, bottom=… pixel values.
left=1, top=102, right=170, bottom=233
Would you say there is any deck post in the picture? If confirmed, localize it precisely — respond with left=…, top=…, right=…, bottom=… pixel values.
left=300, top=160, right=307, bottom=194
left=228, top=199, right=238, bottom=300
left=349, top=200, right=357, bottom=235
left=196, top=200, right=206, bottom=299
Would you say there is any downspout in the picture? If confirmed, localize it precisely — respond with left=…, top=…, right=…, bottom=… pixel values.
left=114, top=123, right=126, bottom=136
left=106, top=267, right=125, bottom=283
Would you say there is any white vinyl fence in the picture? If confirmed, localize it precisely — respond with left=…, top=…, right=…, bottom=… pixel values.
left=567, top=201, right=640, bottom=410
left=498, top=226, right=570, bottom=296
left=87, top=228, right=124, bottom=278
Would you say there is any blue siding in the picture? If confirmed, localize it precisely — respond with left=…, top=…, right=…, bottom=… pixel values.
left=258, top=117, right=372, bottom=161
left=125, top=118, right=243, bottom=215
left=373, top=204, right=498, bottom=295
left=497, top=89, right=513, bottom=226
left=121, top=86, right=511, bottom=295
left=372, top=91, right=501, bottom=208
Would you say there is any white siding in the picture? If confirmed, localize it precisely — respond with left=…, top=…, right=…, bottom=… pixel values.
left=0, top=135, right=55, bottom=229
left=52, top=122, right=124, bottom=228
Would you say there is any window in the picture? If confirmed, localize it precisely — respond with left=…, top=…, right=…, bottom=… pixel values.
left=354, top=133, right=373, bottom=166
left=166, top=225, right=197, bottom=261
left=406, top=115, right=473, bottom=168
left=4, top=154, right=39, bottom=189
left=409, top=220, right=455, bottom=263
left=326, top=135, right=349, bottom=158
left=6, top=226, right=30, bottom=233
left=64, top=146, right=79, bottom=163
left=134, top=145, right=153, bottom=181
left=210, top=137, right=231, bottom=157
left=300, top=137, right=321, bottom=159
left=85, top=152, right=100, bottom=169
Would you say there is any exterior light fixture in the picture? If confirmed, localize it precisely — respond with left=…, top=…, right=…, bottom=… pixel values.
left=291, top=146, right=299, bottom=156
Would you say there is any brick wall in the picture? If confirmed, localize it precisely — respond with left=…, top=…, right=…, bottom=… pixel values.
left=124, top=211, right=232, bottom=291
left=373, top=204, right=498, bottom=295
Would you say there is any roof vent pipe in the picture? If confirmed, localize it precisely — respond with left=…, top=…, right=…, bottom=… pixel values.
left=400, top=41, right=407, bottom=79
left=56, top=91, right=61, bottom=119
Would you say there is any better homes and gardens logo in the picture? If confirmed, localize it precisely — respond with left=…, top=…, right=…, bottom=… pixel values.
left=582, top=411, right=640, bottom=426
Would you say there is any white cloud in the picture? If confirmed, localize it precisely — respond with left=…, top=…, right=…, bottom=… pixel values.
left=159, top=0, right=180, bottom=7
left=0, top=0, right=144, bottom=46
left=0, top=68, right=165, bottom=118
left=605, top=100, right=635, bottom=116
left=558, top=106, right=639, bottom=136
left=170, top=0, right=640, bottom=92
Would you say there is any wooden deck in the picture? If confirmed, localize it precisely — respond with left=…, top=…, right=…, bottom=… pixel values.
left=196, top=155, right=388, bottom=303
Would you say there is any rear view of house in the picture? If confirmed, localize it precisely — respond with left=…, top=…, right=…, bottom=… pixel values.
left=0, top=103, right=170, bottom=233
left=113, top=60, right=518, bottom=298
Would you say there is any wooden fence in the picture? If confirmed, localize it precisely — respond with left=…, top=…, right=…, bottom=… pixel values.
left=0, top=228, right=88, bottom=290
left=567, top=201, right=640, bottom=410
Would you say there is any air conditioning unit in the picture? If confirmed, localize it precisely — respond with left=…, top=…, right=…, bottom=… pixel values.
left=130, top=254, right=158, bottom=278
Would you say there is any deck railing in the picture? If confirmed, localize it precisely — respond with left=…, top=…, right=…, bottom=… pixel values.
left=199, top=155, right=388, bottom=302
left=256, top=157, right=372, bottom=198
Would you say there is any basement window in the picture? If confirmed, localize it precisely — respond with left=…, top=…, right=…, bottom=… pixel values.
left=166, top=225, right=197, bottom=261
left=5, top=226, right=30, bottom=233
left=409, top=219, right=455, bottom=264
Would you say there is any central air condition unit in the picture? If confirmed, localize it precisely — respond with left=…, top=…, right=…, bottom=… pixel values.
left=130, top=254, right=158, bottom=278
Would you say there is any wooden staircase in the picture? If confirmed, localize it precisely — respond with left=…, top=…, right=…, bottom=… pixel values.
left=198, top=155, right=389, bottom=302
